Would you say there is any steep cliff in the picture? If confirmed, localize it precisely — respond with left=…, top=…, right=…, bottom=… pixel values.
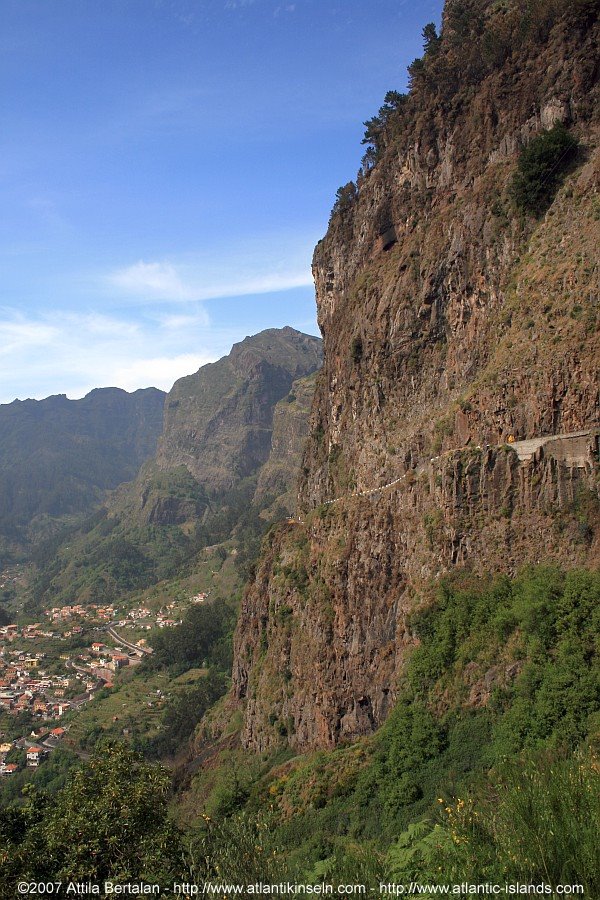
left=254, top=372, right=317, bottom=516
left=233, top=0, right=600, bottom=752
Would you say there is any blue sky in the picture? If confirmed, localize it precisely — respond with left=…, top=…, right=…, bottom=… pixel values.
left=1, top=0, right=443, bottom=402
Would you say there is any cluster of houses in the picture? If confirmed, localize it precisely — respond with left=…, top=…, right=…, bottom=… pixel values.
left=0, top=604, right=122, bottom=647
left=121, top=601, right=186, bottom=630
left=0, top=649, right=81, bottom=719
left=88, top=641, right=137, bottom=678
left=44, top=603, right=116, bottom=623
left=0, top=638, right=142, bottom=777
left=0, top=725, right=67, bottom=776
left=0, top=586, right=212, bottom=779
left=0, top=622, right=58, bottom=642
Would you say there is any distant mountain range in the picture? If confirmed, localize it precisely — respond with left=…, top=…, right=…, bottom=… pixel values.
left=0, top=387, right=165, bottom=551
left=20, top=327, right=322, bottom=606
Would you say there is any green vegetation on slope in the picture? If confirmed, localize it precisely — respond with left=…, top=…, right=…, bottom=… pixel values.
left=146, top=594, right=238, bottom=675
left=187, top=566, right=600, bottom=882
left=65, top=599, right=237, bottom=759
left=27, top=477, right=267, bottom=609
left=0, top=567, right=598, bottom=891
left=386, top=750, right=599, bottom=893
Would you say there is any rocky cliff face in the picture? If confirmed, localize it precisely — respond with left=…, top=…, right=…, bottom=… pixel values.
left=254, top=373, right=317, bottom=516
left=154, top=328, right=322, bottom=496
left=232, top=0, right=600, bottom=752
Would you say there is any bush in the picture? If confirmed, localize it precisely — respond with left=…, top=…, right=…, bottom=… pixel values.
left=511, top=123, right=579, bottom=214
left=350, top=335, right=363, bottom=363
left=0, top=743, right=183, bottom=887
left=434, top=750, right=600, bottom=890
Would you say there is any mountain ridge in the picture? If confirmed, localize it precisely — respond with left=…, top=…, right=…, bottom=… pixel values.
left=0, top=385, right=166, bottom=553
left=30, top=327, right=322, bottom=605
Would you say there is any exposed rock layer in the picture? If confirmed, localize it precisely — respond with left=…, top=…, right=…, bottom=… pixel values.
left=232, top=0, right=600, bottom=752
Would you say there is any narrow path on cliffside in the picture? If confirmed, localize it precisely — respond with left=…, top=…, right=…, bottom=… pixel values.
left=294, top=426, right=599, bottom=518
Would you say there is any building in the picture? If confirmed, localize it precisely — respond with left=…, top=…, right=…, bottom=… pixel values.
left=109, top=653, right=129, bottom=671
left=26, top=746, right=46, bottom=767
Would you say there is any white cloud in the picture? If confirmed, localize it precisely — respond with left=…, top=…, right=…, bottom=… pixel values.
left=55, top=312, right=141, bottom=338
left=111, top=353, right=215, bottom=392
left=0, top=314, right=59, bottom=356
left=108, top=248, right=313, bottom=306
left=157, top=310, right=211, bottom=330
left=225, top=0, right=257, bottom=9
left=0, top=305, right=223, bottom=403
left=109, top=260, right=195, bottom=301
left=0, top=238, right=317, bottom=402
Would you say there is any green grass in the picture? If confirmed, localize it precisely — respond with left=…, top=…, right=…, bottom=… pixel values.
left=65, top=667, right=210, bottom=753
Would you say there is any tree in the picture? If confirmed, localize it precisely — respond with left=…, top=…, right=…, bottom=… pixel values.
left=332, top=182, right=358, bottom=217
left=511, top=123, right=579, bottom=215
left=362, top=91, right=407, bottom=163
left=0, top=743, right=183, bottom=887
left=422, top=23, right=441, bottom=55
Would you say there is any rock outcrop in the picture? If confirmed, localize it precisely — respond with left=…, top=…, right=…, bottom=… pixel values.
left=232, top=0, right=600, bottom=752
left=114, top=328, right=322, bottom=527
left=155, top=328, right=322, bottom=496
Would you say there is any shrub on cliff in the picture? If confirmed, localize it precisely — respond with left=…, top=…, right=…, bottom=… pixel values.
left=350, top=335, right=363, bottom=363
left=510, top=123, right=580, bottom=214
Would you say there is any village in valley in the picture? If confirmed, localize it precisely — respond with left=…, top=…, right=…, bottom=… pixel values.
left=0, top=580, right=209, bottom=778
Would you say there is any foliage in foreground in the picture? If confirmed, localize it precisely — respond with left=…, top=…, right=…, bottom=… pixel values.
left=1, top=743, right=598, bottom=893
left=1, top=567, right=598, bottom=891
left=0, top=743, right=183, bottom=893
left=387, top=750, right=599, bottom=897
